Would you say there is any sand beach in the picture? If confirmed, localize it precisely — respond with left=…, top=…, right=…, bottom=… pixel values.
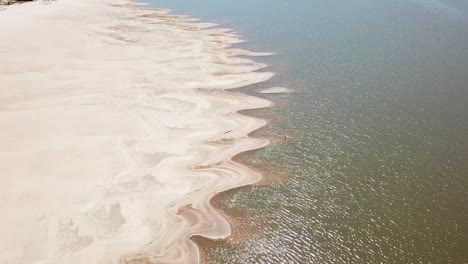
left=0, top=0, right=272, bottom=262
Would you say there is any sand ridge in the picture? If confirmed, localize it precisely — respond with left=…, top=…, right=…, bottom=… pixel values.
left=0, top=0, right=272, bottom=263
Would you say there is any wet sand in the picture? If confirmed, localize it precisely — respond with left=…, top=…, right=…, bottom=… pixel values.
left=0, top=0, right=272, bottom=263
left=258, top=87, right=293, bottom=94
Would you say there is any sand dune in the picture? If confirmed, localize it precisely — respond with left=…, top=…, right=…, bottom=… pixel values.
left=0, top=0, right=272, bottom=263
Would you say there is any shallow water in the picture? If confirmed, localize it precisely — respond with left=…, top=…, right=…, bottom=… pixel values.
left=147, top=0, right=468, bottom=262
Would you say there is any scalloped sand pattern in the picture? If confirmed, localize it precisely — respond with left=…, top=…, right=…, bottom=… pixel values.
left=0, top=0, right=273, bottom=263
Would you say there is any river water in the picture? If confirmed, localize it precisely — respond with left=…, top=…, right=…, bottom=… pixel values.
left=147, top=0, right=468, bottom=262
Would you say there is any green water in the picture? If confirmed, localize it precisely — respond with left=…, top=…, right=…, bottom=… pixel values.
left=147, top=0, right=468, bottom=262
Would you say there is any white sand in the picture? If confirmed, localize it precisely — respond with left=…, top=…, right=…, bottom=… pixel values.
left=258, top=87, right=293, bottom=94
left=0, top=0, right=272, bottom=263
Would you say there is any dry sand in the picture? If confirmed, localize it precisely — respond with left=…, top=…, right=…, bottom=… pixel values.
left=0, top=0, right=273, bottom=263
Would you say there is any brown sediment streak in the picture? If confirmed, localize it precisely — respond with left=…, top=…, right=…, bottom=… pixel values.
left=0, top=0, right=275, bottom=263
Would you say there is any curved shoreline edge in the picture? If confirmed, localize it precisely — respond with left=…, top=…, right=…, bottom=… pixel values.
left=119, top=7, right=275, bottom=264
left=0, top=0, right=274, bottom=263
left=122, top=88, right=273, bottom=264
left=166, top=90, right=272, bottom=264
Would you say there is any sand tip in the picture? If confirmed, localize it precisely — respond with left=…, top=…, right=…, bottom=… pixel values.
left=258, top=87, right=293, bottom=94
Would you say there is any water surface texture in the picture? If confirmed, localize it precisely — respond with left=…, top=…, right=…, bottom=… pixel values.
left=148, top=0, right=468, bottom=263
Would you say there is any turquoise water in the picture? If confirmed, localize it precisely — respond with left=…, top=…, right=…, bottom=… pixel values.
left=147, top=0, right=468, bottom=263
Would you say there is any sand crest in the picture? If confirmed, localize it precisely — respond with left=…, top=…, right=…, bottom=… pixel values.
left=0, top=0, right=272, bottom=263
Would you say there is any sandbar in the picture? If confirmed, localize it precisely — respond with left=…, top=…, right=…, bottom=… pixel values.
left=0, top=0, right=272, bottom=263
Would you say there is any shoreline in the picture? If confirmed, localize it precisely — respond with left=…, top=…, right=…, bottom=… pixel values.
left=0, top=0, right=274, bottom=263
left=125, top=89, right=273, bottom=263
